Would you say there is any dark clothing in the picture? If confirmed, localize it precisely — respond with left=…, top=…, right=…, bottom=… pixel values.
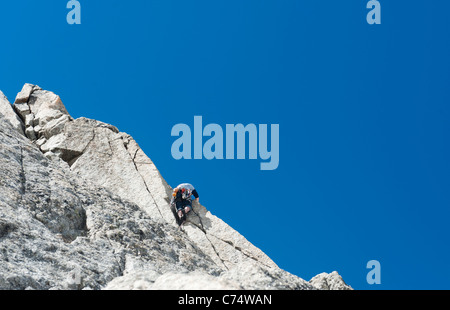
left=191, top=189, right=199, bottom=199
left=173, top=188, right=195, bottom=212
left=175, top=198, right=192, bottom=212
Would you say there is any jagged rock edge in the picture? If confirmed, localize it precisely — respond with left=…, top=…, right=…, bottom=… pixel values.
left=0, top=84, right=353, bottom=290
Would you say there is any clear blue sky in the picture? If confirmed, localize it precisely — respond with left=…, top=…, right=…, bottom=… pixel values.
left=1, top=1, right=449, bottom=289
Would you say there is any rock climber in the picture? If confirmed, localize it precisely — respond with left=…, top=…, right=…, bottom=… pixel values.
left=171, top=183, right=199, bottom=223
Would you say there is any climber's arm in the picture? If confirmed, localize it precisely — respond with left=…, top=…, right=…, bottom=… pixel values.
left=192, top=189, right=199, bottom=203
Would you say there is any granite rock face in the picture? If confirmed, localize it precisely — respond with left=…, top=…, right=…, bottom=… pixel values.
left=0, top=84, right=352, bottom=290
left=0, top=91, right=23, bottom=135
left=309, top=271, right=353, bottom=290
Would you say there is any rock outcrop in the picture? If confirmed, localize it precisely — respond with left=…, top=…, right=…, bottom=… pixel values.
left=0, top=84, right=352, bottom=290
left=309, top=271, right=353, bottom=290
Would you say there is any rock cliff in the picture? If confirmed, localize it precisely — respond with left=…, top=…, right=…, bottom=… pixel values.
left=0, top=84, right=352, bottom=290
